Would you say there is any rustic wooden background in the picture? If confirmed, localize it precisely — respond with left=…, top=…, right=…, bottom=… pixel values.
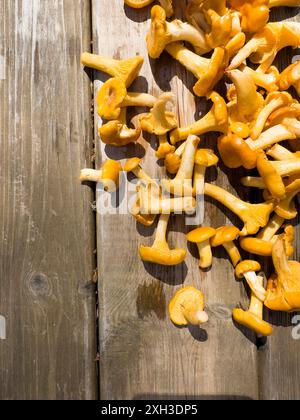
left=0, top=0, right=299, bottom=400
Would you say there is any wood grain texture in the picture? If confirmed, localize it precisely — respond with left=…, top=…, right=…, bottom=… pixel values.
left=0, top=0, right=97, bottom=400
left=93, top=0, right=259, bottom=400
left=258, top=7, right=300, bottom=401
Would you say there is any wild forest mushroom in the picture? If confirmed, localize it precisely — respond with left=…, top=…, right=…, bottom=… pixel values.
left=138, top=182, right=196, bottom=214
left=193, top=149, right=219, bottom=196
left=250, top=92, right=293, bottom=140
left=240, top=237, right=273, bottom=257
left=229, top=0, right=270, bottom=34
left=139, top=214, right=187, bottom=265
left=139, top=93, right=178, bottom=135
left=204, top=183, right=275, bottom=236
left=186, top=227, right=217, bottom=269
left=161, top=135, right=200, bottom=197
left=279, top=60, right=300, bottom=96
left=146, top=5, right=209, bottom=59
left=245, top=124, right=296, bottom=151
left=233, top=276, right=273, bottom=337
left=240, top=65, right=279, bottom=93
left=256, top=151, right=286, bottom=200
left=81, top=52, right=144, bottom=88
left=156, top=135, right=175, bottom=159
left=211, top=226, right=242, bottom=267
left=218, top=133, right=257, bottom=169
left=274, top=179, right=300, bottom=220
left=228, top=23, right=300, bottom=72
left=267, top=144, right=297, bottom=161
left=265, top=237, right=300, bottom=312
left=170, top=92, right=228, bottom=144
left=169, top=286, right=209, bottom=326
left=164, top=142, right=186, bottom=174
left=97, top=78, right=157, bottom=120
left=99, top=109, right=141, bottom=147
left=257, top=214, right=285, bottom=241
left=80, top=160, right=122, bottom=192
left=165, top=42, right=226, bottom=97
left=235, top=260, right=267, bottom=302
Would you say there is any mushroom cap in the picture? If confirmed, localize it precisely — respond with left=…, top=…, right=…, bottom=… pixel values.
left=99, top=121, right=141, bottom=147
left=165, top=152, right=181, bottom=174
left=186, top=227, right=216, bottom=244
left=233, top=309, right=273, bottom=337
left=97, top=78, right=127, bottom=120
left=124, top=0, right=154, bottom=8
left=139, top=245, right=186, bottom=266
left=146, top=5, right=168, bottom=59
left=195, top=149, right=219, bottom=167
left=169, top=286, right=208, bottom=326
left=193, top=48, right=226, bottom=97
left=235, top=260, right=262, bottom=278
left=240, top=237, right=273, bottom=257
left=211, top=226, right=240, bottom=247
left=134, top=213, right=156, bottom=227
left=124, top=157, right=141, bottom=172
left=267, top=103, right=300, bottom=127
left=101, top=160, right=123, bottom=191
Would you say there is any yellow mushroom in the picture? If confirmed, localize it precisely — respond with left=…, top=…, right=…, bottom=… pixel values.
left=146, top=5, right=209, bottom=59
left=211, top=226, right=241, bottom=267
left=99, top=108, right=141, bottom=147
left=186, top=227, right=217, bottom=269
left=80, top=160, right=122, bottom=192
left=204, top=183, right=275, bottom=236
left=240, top=176, right=267, bottom=189
left=165, top=42, right=226, bottom=97
left=269, top=0, right=300, bottom=7
left=257, top=214, right=285, bottom=241
left=246, top=124, right=296, bottom=151
left=139, top=214, right=186, bottom=265
left=97, top=78, right=157, bottom=120
left=267, top=144, right=297, bottom=161
left=156, top=135, right=175, bottom=159
left=193, top=149, right=219, bottom=197
left=240, top=237, right=273, bottom=257
left=81, top=52, right=143, bottom=88
left=256, top=151, right=286, bottom=200
left=265, top=237, right=300, bottom=312
left=235, top=260, right=267, bottom=302
left=170, top=92, right=228, bottom=144
left=138, top=182, right=196, bottom=215
left=164, top=142, right=186, bottom=174
left=161, top=135, right=200, bottom=197
left=233, top=276, right=273, bottom=337
left=279, top=61, right=300, bottom=96
left=124, top=0, right=154, bottom=7
left=240, top=65, right=279, bottom=93
left=274, top=179, right=300, bottom=220
left=139, top=93, right=178, bottom=136
left=169, top=286, right=209, bottom=326
left=229, top=0, right=270, bottom=34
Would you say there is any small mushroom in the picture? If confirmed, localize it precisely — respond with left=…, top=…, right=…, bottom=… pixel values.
left=218, top=133, right=257, bottom=170
left=233, top=276, right=273, bottom=337
left=193, top=149, right=219, bottom=197
left=170, top=92, right=228, bottom=144
left=146, top=5, right=209, bottom=59
left=211, top=226, right=242, bottom=267
left=246, top=124, right=296, bottom=151
left=80, top=160, right=122, bottom=192
left=139, top=214, right=186, bottom=265
left=267, top=144, right=297, bottom=161
left=229, top=0, right=270, bottom=34
left=279, top=60, right=300, bottom=96
left=169, top=286, right=209, bottom=326
left=240, top=65, right=279, bottom=93
left=164, top=142, right=186, bottom=174
left=81, top=52, right=143, bottom=88
left=235, top=260, right=267, bottom=302
left=161, top=135, right=200, bottom=197
left=156, top=134, right=175, bottom=159
left=204, top=183, right=275, bottom=236
left=97, top=78, right=157, bottom=120
left=274, top=179, right=300, bottom=220
left=186, top=227, right=217, bottom=269
left=99, top=109, right=141, bottom=147
left=165, top=42, right=226, bottom=97
left=139, top=93, right=178, bottom=136
left=240, top=237, right=273, bottom=257
left=257, top=214, right=285, bottom=241
left=256, top=151, right=286, bottom=200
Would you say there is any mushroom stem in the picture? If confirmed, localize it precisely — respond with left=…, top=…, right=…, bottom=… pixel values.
left=132, top=167, right=152, bottom=183
left=80, top=168, right=103, bottom=183
left=241, top=65, right=278, bottom=92
left=269, top=0, right=300, bottom=6
left=197, top=240, right=213, bottom=269
left=122, top=92, right=157, bottom=108
left=223, top=242, right=242, bottom=267
left=166, top=20, right=209, bottom=55
left=156, top=135, right=175, bottom=159
left=248, top=284, right=264, bottom=320
left=272, top=159, right=300, bottom=177
left=246, top=125, right=296, bottom=151
left=183, top=309, right=209, bottom=326
left=257, top=215, right=285, bottom=241
left=240, top=177, right=266, bottom=189
left=267, top=144, right=295, bottom=161
left=153, top=214, right=170, bottom=250
left=194, top=166, right=206, bottom=196
left=244, top=271, right=267, bottom=302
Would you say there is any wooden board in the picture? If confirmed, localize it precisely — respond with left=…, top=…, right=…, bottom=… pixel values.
left=0, top=0, right=97, bottom=400
left=93, top=0, right=259, bottom=400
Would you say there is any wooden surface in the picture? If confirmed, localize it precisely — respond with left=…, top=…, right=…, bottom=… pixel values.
left=0, top=0, right=97, bottom=400
left=0, top=0, right=300, bottom=401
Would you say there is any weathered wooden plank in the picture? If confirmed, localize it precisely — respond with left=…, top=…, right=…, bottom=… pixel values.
left=258, top=7, right=300, bottom=401
left=93, top=0, right=258, bottom=400
left=0, top=0, right=97, bottom=400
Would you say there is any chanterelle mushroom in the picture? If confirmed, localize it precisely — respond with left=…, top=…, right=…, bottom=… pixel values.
left=169, top=286, right=209, bottom=326
left=211, top=226, right=241, bottom=267
left=80, top=160, right=122, bottom=192
left=218, top=133, right=257, bottom=170
left=186, top=227, right=217, bottom=269
left=235, top=260, right=267, bottom=302
left=147, top=5, right=209, bottom=59
left=81, top=52, right=143, bottom=88
left=99, top=109, right=141, bottom=147
left=233, top=276, right=273, bottom=337
left=265, top=237, right=300, bottom=312
left=139, top=214, right=186, bottom=265
left=228, top=0, right=270, bottom=34
left=256, top=151, right=286, bottom=200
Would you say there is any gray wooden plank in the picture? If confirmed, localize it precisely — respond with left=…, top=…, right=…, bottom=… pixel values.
left=258, top=7, right=300, bottom=401
left=0, top=0, right=97, bottom=400
left=93, top=0, right=259, bottom=400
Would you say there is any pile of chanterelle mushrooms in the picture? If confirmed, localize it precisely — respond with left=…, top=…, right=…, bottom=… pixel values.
left=80, top=0, right=300, bottom=338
